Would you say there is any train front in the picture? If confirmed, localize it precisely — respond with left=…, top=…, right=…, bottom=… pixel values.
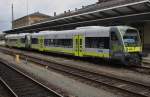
left=121, top=27, right=142, bottom=65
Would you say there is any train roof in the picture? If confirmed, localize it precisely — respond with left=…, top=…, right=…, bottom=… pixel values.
left=5, top=26, right=137, bottom=38
left=31, top=26, right=111, bottom=36
left=5, top=33, right=30, bottom=38
left=76, top=26, right=107, bottom=30
left=32, top=26, right=135, bottom=36
left=116, top=26, right=137, bottom=30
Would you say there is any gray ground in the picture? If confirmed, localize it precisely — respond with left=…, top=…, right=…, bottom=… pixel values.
left=0, top=83, right=13, bottom=97
left=0, top=52, right=118, bottom=97
left=25, top=51, right=150, bottom=85
left=143, top=53, right=150, bottom=64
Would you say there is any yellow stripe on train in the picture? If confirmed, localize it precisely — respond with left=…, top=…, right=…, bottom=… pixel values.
left=125, top=47, right=142, bottom=52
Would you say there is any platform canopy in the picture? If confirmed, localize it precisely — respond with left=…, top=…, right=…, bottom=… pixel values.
left=4, top=0, right=150, bottom=34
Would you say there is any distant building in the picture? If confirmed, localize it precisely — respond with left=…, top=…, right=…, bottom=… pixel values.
left=12, top=12, right=51, bottom=29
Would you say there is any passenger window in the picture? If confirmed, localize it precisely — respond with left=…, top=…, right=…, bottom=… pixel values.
left=44, top=39, right=49, bottom=46
left=44, top=39, right=73, bottom=48
left=21, top=38, right=25, bottom=43
left=111, top=32, right=118, bottom=41
left=31, top=38, right=38, bottom=44
left=85, top=37, right=109, bottom=49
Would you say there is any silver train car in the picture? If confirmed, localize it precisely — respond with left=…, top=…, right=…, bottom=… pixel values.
left=5, top=26, right=142, bottom=65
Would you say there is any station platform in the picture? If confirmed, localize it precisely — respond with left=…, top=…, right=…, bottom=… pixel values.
left=143, top=51, right=150, bottom=64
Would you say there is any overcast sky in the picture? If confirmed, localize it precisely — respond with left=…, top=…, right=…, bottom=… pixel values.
left=0, top=0, right=97, bottom=32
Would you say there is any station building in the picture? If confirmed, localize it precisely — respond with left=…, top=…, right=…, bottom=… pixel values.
left=12, top=12, right=51, bottom=29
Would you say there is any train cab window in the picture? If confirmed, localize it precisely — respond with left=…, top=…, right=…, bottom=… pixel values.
left=31, top=38, right=38, bottom=44
left=85, top=37, right=109, bottom=49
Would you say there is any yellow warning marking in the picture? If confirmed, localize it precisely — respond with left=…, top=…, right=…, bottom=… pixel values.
left=15, top=54, right=20, bottom=63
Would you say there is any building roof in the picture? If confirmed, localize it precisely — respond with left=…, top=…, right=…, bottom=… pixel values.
left=46, top=0, right=145, bottom=21
left=13, top=12, right=51, bottom=22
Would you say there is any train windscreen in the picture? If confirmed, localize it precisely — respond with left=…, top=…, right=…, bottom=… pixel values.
left=123, top=29, right=141, bottom=47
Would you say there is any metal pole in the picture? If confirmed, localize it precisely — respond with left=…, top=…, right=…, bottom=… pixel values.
left=12, top=3, right=14, bottom=29
left=26, top=0, right=30, bottom=25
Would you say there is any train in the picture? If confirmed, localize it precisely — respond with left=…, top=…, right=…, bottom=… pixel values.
left=5, top=26, right=142, bottom=65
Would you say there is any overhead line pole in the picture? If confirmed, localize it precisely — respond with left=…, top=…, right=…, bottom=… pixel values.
left=12, top=3, right=14, bottom=29
left=26, top=0, right=30, bottom=25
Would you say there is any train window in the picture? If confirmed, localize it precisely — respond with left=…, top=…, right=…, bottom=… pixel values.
left=53, top=39, right=58, bottom=47
left=85, top=37, right=109, bottom=49
left=50, top=39, right=55, bottom=46
left=44, top=39, right=49, bottom=46
left=21, top=38, right=25, bottom=43
left=10, top=39, right=17, bottom=43
left=44, top=39, right=72, bottom=48
left=65, top=39, right=73, bottom=48
left=31, top=38, right=38, bottom=44
left=56, top=39, right=73, bottom=48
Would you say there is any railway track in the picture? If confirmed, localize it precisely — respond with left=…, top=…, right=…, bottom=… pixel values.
left=130, top=66, right=150, bottom=75
left=0, top=61, right=64, bottom=97
left=0, top=77, right=16, bottom=97
left=0, top=47, right=150, bottom=97
left=23, top=55, right=150, bottom=97
left=1, top=47, right=150, bottom=75
left=143, top=62, right=150, bottom=68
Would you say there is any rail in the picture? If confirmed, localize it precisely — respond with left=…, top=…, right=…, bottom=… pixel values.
left=0, top=47, right=149, bottom=97
left=0, top=59, right=65, bottom=97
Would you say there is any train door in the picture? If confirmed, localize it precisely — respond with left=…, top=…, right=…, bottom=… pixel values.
left=111, top=31, right=119, bottom=53
left=79, top=35, right=84, bottom=56
left=111, top=31, right=122, bottom=57
left=73, top=35, right=84, bottom=56
left=17, top=38, right=21, bottom=47
left=38, top=36, right=44, bottom=51
left=25, top=35, right=31, bottom=48
left=74, top=35, right=78, bottom=56
left=17, top=39, right=20, bottom=47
